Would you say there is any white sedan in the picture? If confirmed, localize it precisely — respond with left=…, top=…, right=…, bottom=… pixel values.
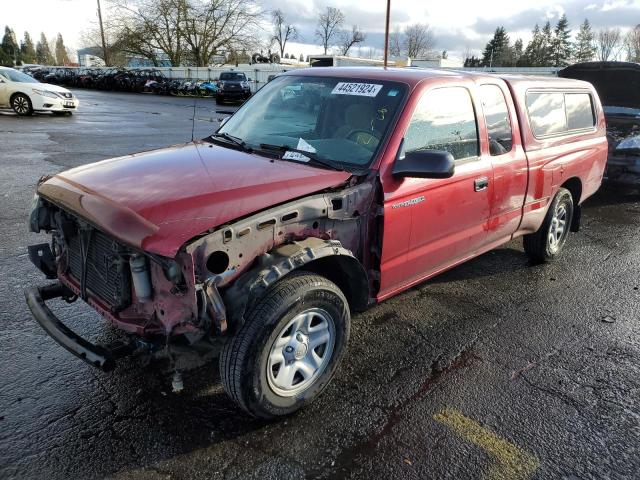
left=0, top=66, right=79, bottom=116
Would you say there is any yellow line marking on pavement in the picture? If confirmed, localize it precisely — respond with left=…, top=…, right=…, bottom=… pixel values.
left=434, top=408, right=539, bottom=480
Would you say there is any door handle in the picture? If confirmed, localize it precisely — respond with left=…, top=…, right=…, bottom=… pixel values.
left=474, top=177, right=489, bottom=191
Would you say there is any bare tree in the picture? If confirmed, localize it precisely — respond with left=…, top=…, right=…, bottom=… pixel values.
left=339, top=25, right=365, bottom=55
left=462, top=46, right=474, bottom=63
left=389, top=27, right=401, bottom=57
left=625, top=24, right=640, bottom=62
left=110, top=0, right=184, bottom=66
left=79, top=24, right=126, bottom=66
left=271, top=9, right=298, bottom=59
left=595, top=27, right=622, bottom=61
left=402, top=23, right=435, bottom=59
left=177, top=0, right=263, bottom=66
left=315, top=7, right=344, bottom=55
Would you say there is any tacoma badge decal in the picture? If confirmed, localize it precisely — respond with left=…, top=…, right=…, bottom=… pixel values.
left=392, top=196, right=425, bottom=209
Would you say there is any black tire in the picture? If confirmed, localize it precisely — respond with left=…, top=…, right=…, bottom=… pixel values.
left=524, top=187, right=574, bottom=263
left=11, top=93, right=33, bottom=116
left=220, top=271, right=350, bottom=418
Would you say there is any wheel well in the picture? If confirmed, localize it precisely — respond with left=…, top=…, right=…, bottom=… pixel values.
left=561, top=177, right=582, bottom=206
left=561, top=177, right=582, bottom=232
left=302, top=256, right=370, bottom=312
left=10, top=91, right=30, bottom=105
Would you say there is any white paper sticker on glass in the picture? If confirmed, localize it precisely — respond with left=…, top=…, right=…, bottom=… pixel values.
left=282, top=151, right=310, bottom=162
left=331, top=82, right=383, bottom=97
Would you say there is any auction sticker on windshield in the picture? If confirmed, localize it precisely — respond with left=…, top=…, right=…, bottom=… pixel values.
left=331, top=82, right=383, bottom=97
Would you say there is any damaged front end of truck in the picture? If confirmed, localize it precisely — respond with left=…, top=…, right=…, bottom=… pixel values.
left=25, top=168, right=375, bottom=377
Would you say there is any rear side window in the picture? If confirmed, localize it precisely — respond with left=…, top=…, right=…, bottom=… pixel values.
left=527, top=93, right=567, bottom=137
left=480, top=85, right=513, bottom=155
left=565, top=93, right=595, bottom=130
left=404, top=87, right=479, bottom=161
left=526, top=91, right=595, bottom=138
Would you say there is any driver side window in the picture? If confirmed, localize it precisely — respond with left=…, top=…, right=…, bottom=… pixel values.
left=404, top=87, right=479, bottom=161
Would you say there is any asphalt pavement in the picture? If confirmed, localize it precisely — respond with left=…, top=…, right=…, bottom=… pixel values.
left=0, top=89, right=639, bottom=480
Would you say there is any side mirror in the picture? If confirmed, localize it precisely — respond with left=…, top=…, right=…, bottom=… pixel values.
left=392, top=148, right=455, bottom=179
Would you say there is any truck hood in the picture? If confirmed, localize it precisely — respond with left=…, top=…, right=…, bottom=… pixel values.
left=38, top=141, right=351, bottom=257
left=558, top=61, right=640, bottom=109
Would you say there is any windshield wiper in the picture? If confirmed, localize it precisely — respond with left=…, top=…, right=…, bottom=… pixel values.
left=257, top=143, right=343, bottom=171
left=208, top=132, right=252, bottom=152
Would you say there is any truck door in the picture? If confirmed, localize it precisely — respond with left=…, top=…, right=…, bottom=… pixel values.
left=378, top=85, right=493, bottom=299
left=478, top=83, right=529, bottom=244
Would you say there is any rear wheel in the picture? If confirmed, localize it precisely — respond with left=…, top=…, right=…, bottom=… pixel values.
left=11, top=93, right=33, bottom=116
left=524, top=187, right=574, bottom=262
left=219, top=272, right=350, bottom=418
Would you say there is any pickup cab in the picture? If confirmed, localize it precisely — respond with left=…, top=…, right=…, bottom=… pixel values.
left=26, top=67, right=607, bottom=418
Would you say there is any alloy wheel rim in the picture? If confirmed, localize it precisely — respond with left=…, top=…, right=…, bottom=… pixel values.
left=267, top=308, right=335, bottom=397
left=14, top=96, right=28, bottom=114
left=548, top=203, right=567, bottom=253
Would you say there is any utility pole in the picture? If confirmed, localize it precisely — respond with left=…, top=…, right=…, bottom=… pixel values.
left=97, top=0, right=109, bottom=66
left=383, top=0, right=391, bottom=67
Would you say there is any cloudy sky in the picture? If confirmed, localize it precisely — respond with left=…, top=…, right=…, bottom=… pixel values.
left=2, top=0, right=640, bottom=60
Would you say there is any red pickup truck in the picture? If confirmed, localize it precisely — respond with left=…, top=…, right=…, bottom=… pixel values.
left=26, top=67, right=607, bottom=418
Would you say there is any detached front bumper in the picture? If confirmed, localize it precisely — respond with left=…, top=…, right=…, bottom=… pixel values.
left=24, top=282, right=136, bottom=371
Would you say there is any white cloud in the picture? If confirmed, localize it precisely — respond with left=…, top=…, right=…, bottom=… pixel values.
left=2, top=0, right=639, bottom=60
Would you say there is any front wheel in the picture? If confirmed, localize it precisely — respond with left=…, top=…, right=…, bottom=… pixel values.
left=524, top=187, right=574, bottom=262
left=219, top=272, right=350, bottom=418
left=11, top=93, right=33, bottom=116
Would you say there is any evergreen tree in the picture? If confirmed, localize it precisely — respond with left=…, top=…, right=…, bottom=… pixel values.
left=481, top=27, right=514, bottom=67
left=20, top=32, right=36, bottom=64
left=522, top=24, right=542, bottom=66
left=54, top=33, right=69, bottom=65
left=464, top=55, right=482, bottom=67
left=35, top=32, right=55, bottom=65
left=540, top=21, right=553, bottom=66
left=550, top=14, right=572, bottom=67
left=574, top=19, right=596, bottom=63
left=1, top=27, right=20, bottom=65
left=513, top=38, right=523, bottom=65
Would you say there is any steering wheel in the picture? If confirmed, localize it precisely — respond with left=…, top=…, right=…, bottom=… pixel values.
left=346, top=129, right=381, bottom=150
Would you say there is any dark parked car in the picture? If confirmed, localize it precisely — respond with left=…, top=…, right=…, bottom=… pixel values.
left=216, top=71, right=251, bottom=104
left=559, top=61, right=640, bottom=187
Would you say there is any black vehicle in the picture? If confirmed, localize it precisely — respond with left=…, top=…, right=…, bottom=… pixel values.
left=559, top=61, right=640, bottom=187
left=216, top=71, right=251, bottom=104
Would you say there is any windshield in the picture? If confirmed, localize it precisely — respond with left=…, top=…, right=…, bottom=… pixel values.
left=0, top=69, right=38, bottom=83
left=220, top=72, right=246, bottom=81
left=218, top=75, right=407, bottom=168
